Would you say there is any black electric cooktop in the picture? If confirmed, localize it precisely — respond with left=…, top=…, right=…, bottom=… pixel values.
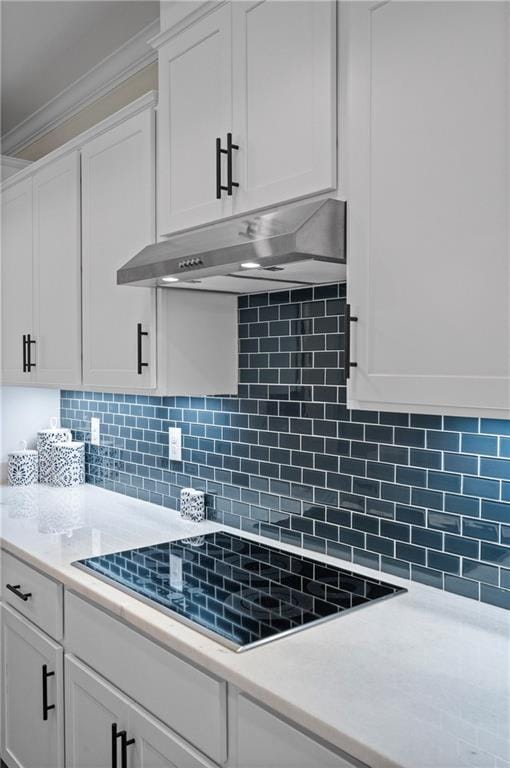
left=74, top=531, right=406, bottom=651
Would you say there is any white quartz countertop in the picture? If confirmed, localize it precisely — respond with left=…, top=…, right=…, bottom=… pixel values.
left=0, top=484, right=508, bottom=768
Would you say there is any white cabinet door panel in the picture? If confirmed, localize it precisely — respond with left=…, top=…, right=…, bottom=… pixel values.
left=232, top=0, right=336, bottom=213
left=1, top=605, right=64, bottom=768
left=32, top=151, right=81, bottom=386
left=233, top=693, right=357, bottom=768
left=82, top=109, right=156, bottom=389
left=157, top=4, right=232, bottom=234
left=65, top=656, right=217, bottom=768
left=1, top=178, right=34, bottom=384
left=347, top=1, right=510, bottom=416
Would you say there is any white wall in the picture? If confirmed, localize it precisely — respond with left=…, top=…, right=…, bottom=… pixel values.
left=0, top=386, right=60, bottom=481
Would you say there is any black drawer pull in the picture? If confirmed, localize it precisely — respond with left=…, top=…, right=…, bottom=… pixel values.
left=344, top=303, right=358, bottom=381
left=22, top=334, right=27, bottom=372
left=112, top=723, right=134, bottom=768
left=226, top=132, right=239, bottom=196
left=137, top=323, right=148, bottom=375
left=6, top=583, right=32, bottom=601
left=42, top=664, right=55, bottom=721
left=26, top=334, right=36, bottom=369
left=122, top=733, right=135, bottom=767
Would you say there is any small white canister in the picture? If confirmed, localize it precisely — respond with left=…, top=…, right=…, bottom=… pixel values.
left=48, top=441, right=85, bottom=487
left=37, top=419, right=72, bottom=483
left=8, top=441, right=38, bottom=486
left=180, top=487, right=205, bottom=522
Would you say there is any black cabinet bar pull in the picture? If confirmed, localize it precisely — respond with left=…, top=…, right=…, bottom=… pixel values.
left=121, top=733, right=135, bottom=767
left=42, top=664, right=55, bottom=721
left=26, top=334, right=36, bottom=369
left=226, top=132, right=239, bottom=196
left=215, top=136, right=231, bottom=199
left=344, top=303, right=358, bottom=381
left=137, top=323, right=148, bottom=375
left=6, top=583, right=32, bottom=601
left=112, top=723, right=124, bottom=768
left=22, top=334, right=27, bottom=372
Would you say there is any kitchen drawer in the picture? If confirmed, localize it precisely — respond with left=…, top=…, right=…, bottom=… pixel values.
left=65, top=591, right=227, bottom=764
left=1, top=550, right=63, bottom=641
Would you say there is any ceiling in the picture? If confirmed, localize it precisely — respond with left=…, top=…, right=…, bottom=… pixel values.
left=1, top=1, right=159, bottom=138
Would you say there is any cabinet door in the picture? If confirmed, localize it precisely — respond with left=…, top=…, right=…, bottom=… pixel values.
left=232, top=0, right=336, bottom=214
left=1, top=177, right=34, bottom=385
left=1, top=605, right=64, bottom=768
left=346, top=2, right=510, bottom=417
left=232, top=694, right=356, bottom=768
left=81, top=109, right=156, bottom=389
left=157, top=4, right=232, bottom=235
left=32, top=152, right=81, bottom=387
left=65, top=656, right=217, bottom=768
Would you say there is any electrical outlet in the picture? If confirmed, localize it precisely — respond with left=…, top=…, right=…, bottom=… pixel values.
left=169, top=427, right=182, bottom=461
left=90, top=417, right=101, bottom=446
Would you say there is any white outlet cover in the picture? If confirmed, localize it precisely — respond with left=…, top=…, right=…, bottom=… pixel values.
left=90, top=417, right=101, bottom=446
left=169, top=427, right=182, bottom=461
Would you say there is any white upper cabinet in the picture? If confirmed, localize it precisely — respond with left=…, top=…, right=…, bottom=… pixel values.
left=32, top=152, right=81, bottom=387
left=157, top=4, right=233, bottom=235
left=81, top=108, right=157, bottom=390
left=232, top=0, right=336, bottom=213
left=1, top=153, right=81, bottom=388
left=155, top=0, right=336, bottom=236
left=346, top=1, right=510, bottom=417
left=1, top=177, right=34, bottom=385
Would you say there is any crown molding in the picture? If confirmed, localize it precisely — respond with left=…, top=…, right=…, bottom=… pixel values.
left=1, top=91, right=157, bottom=189
left=1, top=18, right=160, bottom=157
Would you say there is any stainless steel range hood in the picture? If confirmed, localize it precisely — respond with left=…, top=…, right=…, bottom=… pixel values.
left=117, top=198, right=346, bottom=294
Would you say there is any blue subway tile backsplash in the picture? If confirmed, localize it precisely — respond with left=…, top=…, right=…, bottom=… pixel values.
left=61, top=283, right=510, bottom=610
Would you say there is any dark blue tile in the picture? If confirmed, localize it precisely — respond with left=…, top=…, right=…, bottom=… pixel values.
left=427, top=472, right=461, bottom=493
left=443, top=416, right=479, bottom=433
left=428, top=510, right=460, bottom=534
left=381, top=556, right=410, bottom=579
left=480, top=542, right=510, bottom=567
left=395, top=505, right=426, bottom=526
left=411, top=488, right=444, bottom=511
left=462, top=519, right=499, bottom=542
left=427, top=551, right=460, bottom=575
left=481, top=418, right=510, bottom=436
left=445, top=493, right=480, bottom=517
left=396, top=542, right=426, bottom=565
left=426, top=431, right=460, bottom=451
left=444, top=535, right=479, bottom=558
left=410, top=414, right=442, bottom=429
left=396, top=466, right=427, bottom=487
left=480, top=584, right=510, bottom=610
left=380, top=445, right=409, bottom=465
left=462, top=434, right=497, bottom=456
left=463, top=476, right=500, bottom=500
left=395, top=428, right=425, bottom=448
left=443, top=453, right=478, bottom=475
left=480, top=457, right=510, bottom=481
left=481, top=500, right=510, bottom=524
left=444, top=575, right=479, bottom=600
left=411, top=565, right=443, bottom=589
left=462, top=559, right=499, bottom=585
left=380, top=520, right=410, bottom=542
left=410, top=449, right=442, bottom=470
left=412, top=527, right=442, bottom=549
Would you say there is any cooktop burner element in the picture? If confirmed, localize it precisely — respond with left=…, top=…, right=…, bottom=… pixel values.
left=74, top=531, right=406, bottom=651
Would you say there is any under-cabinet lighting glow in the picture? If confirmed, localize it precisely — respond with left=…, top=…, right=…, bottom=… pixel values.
left=241, top=262, right=260, bottom=269
left=161, top=277, right=179, bottom=283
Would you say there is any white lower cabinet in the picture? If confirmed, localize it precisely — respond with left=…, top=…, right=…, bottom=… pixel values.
left=65, top=656, right=215, bottom=768
left=229, top=691, right=358, bottom=768
left=1, top=605, right=64, bottom=768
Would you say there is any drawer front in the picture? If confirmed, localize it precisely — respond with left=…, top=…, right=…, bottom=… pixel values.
left=65, top=591, right=227, bottom=764
left=1, top=550, right=63, bottom=641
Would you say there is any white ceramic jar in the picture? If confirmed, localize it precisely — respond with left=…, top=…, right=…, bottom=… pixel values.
left=7, top=441, right=38, bottom=486
left=48, top=441, right=85, bottom=487
left=37, top=424, right=72, bottom=483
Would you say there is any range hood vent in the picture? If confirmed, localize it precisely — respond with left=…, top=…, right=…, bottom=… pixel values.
left=117, top=198, right=346, bottom=294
